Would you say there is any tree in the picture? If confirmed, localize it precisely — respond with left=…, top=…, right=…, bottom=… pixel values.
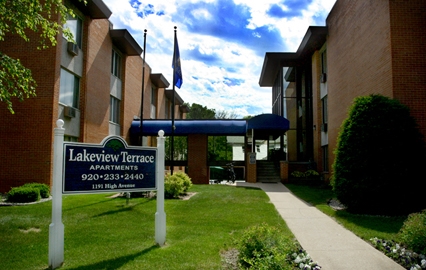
left=0, top=0, right=78, bottom=114
left=165, top=136, right=187, bottom=161
left=208, top=135, right=232, bottom=161
left=332, top=94, right=426, bottom=215
left=215, top=109, right=238, bottom=119
left=186, top=103, right=216, bottom=119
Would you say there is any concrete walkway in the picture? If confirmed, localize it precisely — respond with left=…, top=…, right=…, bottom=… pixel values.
left=236, top=182, right=404, bottom=270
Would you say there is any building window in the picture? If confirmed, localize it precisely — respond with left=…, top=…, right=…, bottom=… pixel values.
left=111, top=50, right=122, bottom=79
left=320, top=49, right=327, bottom=83
left=165, top=98, right=171, bottom=119
left=150, top=86, right=157, bottom=119
left=322, top=145, right=329, bottom=172
left=63, top=13, right=83, bottom=48
left=321, top=50, right=327, bottom=74
left=110, top=96, right=120, bottom=124
left=322, top=95, right=328, bottom=125
left=59, top=68, right=80, bottom=108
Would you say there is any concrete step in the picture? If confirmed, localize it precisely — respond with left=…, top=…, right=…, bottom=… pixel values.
left=257, top=161, right=280, bottom=182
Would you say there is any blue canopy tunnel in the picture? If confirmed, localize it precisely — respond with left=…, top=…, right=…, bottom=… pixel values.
left=129, top=114, right=289, bottom=184
left=130, top=113, right=289, bottom=139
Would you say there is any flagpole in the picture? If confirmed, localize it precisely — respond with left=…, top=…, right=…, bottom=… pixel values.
left=171, top=26, right=177, bottom=175
left=140, top=29, right=147, bottom=146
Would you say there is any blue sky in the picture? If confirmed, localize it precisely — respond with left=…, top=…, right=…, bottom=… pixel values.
left=103, top=0, right=336, bottom=118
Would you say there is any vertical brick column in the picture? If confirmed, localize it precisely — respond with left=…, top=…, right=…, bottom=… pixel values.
left=187, top=134, right=209, bottom=184
left=280, top=161, right=289, bottom=183
left=246, top=153, right=257, bottom=183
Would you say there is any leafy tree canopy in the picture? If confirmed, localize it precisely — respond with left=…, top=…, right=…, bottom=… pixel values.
left=186, top=103, right=216, bottom=119
left=186, top=103, right=241, bottom=119
left=0, top=0, right=79, bottom=114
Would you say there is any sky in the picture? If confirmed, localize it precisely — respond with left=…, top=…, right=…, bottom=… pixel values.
left=103, top=0, right=336, bottom=118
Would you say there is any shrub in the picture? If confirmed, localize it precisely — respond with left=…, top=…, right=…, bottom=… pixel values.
left=173, top=171, right=192, bottom=192
left=398, top=210, right=426, bottom=255
left=164, top=174, right=183, bottom=199
left=22, top=183, right=50, bottom=198
left=304, top=170, right=319, bottom=177
left=7, top=186, right=40, bottom=203
left=164, top=172, right=192, bottom=199
left=290, top=171, right=305, bottom=178
left=290, top=170, right=320, bottom=186
left=237, top=223, right=296, bottom=269
left=332, top=94, right=426, bottom=215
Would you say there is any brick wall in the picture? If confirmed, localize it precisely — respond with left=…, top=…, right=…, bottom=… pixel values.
left=157, top=87, right=166, bottom=120
left=122, top=56, right=148, bottom=142
left=280, top=161, right=289, bottom=183
left=326, top=0, right=394, bottom=171
left=325, top=0, right=426, bottom=174
left=187, top=134, right=209, bottom=184
left=83, top=19, right=111, bottom=143
left=246, top=154, right=257, bottom=183
left=0, top=16, right=62, bottom=192
left=0, top=12, right=151, bottom=192
left=388, top=0, right=426, bottom=138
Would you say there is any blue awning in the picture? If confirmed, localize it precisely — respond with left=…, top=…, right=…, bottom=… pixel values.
left=130, top=119, right=247, bottom=136
left=130, top=114, right=289, bottom=139
left=247, top=114, right=290, bottom=140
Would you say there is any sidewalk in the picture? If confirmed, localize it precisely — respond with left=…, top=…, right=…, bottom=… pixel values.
left=236, top=182, right=404, bottom=270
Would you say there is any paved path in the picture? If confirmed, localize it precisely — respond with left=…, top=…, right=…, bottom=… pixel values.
left=236, top=182, right=404, bottom=270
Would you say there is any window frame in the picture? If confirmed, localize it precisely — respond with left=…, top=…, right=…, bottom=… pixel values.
left=59, top=68, right=80, bottom=108
left=111, top=49, right=122, bottom=79
left=322, top=95, right=328, bottom=125
left=63, top=12, right=83, bottom=48
left=150, top=86, right=157, bottom=119
left=110, top=96, right=121, bottom=124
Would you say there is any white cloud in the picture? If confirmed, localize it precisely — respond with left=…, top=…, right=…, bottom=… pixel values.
left=103, top=0, right=336, bottom=118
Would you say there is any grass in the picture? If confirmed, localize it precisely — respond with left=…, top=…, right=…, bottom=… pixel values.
left=285, top=183, right=407, bottom=242
left=1, top=183, right=411, bottom=269
left=0, top=185, right=293, bottom=270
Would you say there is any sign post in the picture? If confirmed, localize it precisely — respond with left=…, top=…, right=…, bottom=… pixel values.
left=155, top=130, right=166, bottom=246
left=48, top=119, right=167, bottom=267
left=49, top=120, right=65, bottom=269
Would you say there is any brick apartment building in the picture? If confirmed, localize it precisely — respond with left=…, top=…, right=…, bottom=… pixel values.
left=260, top=0, right=426, bottom=181
left=0, top=0, right=187, bottom=192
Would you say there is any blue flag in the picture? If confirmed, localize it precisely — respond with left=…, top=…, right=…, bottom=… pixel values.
left=172, top=33, right=183, bottom=88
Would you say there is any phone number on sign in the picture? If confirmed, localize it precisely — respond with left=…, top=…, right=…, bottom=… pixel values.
left=81, top=173, right=145, bottom=181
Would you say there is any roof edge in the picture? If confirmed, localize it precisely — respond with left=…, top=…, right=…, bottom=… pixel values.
left=259, top=26, right=327, bottom=87
left=110, top=29, right=143, bottom=56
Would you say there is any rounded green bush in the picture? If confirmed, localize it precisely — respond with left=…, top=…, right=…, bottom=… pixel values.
left=163, top=172, right=192, bottom=199
left=332, top=94, right=426, bottom=215
left=237, top=223, right=296, bottom=269
left=22, top=183, right=50, bottom=198
left=7, top=187, right=41, bottom=203
left=398, top=209, right=426, bottom=255
left=173, top=171, right=192, bottom=192
left=164, top=174, right=184, bottom=199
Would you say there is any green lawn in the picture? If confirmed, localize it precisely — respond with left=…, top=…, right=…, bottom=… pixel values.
left=285, top=183, right=407, bottom=242
left=0, top=185, right=292, bottom=270
left=1, top=183, right=408, bottom=270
